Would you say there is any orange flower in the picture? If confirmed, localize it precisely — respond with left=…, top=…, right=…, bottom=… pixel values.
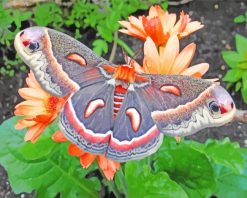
left=119, top=5, right=203, bottom=46
left=136, top=35, right=209, bottom=77
left=52, top=130, right=120, bottom=180
left=14, top=72, right=68, bottom=143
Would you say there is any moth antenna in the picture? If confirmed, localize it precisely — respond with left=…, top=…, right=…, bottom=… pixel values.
left=121, top=47, right=130, bottom=64
left=122, top=46, right=143, bottom=66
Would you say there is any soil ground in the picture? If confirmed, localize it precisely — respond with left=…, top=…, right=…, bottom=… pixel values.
left=0, top=0, right=247, bottom=197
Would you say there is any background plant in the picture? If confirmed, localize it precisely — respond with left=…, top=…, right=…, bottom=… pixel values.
left=222, top=34, right=247, bottom=103
left=0, top=0, right=167, bottom=77
left=234, top=11, right=247, bottom=25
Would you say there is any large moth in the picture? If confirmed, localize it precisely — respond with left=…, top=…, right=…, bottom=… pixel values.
left=15, top=27, right=236, bottom=162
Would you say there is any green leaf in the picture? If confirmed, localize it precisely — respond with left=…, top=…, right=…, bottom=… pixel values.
left=92, top=39, right=108, bottom=56
left=236, top=34, right=247, bottom=56
left=237, top=62, right=247, bottom=69
left=0, top=117, right=101, bottom=197
left=115, top=38, right=134, bottom=57
left=124, top=161, right=188, bottom=198
left=97, top=25, right=113, bottom=42
left=19, top=137, right=56, bottom=160
left=33, top=3, right=62, bottom=27
left=214, top=149, right=247, bottom=198
left=235, top=81, right=242, bottom=92
left=222, top=51, right=245, bottom=68
left=234, top=15, right=246, bottom=23
left=223, top=69, right=242, bottom=82
left=226, top=82, right=234, bottom=90
left=13, top=10, right=32, bottom=28
left=154, top=138, right=216, bottom=198
left=242, top=71, right=247, bottom=91
left=241, top=86, right=247, bottom=103
left=200, top=138, right=245, bottom=174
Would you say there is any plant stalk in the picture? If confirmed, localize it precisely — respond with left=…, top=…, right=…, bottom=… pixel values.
left=109, top=31, right=118, bottom=62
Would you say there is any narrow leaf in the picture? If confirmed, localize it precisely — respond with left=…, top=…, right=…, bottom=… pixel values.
left=235, top=34, right=247, bottom=56
left=223, top=69, right=242, bottom=82
left=234, top=15, right=246, bottom=23
left=222, top=51, right=245, bottom=69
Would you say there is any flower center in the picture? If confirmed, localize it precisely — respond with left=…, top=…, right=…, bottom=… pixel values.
left=46, top=96, right=61, bottom=113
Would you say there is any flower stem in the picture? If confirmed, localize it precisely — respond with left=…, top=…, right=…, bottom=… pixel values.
left=109, top=31, right=118, bottom=62
left=99, top=168, right=122, bottom=198
left=118, top=166, right=128, bottom=198
left=106, top=179, right=122, bottom=198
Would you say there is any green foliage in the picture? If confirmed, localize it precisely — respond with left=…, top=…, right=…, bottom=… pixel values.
left=92, top=39, right=108, bottom=56
left=0, top=117, right=247, bottom=197
left=124, top=161, right=188, bottom=198
left=222, top=34, right=247, bottom=103
left=234, top=11, right=247, bottom=24
left=65, top=0, right=167, bottom=56
left=0, top=117, right=101, bottom=197
left=33, top=3, right=63, bottom=29
left=0, top=0, right=168, bottom=77
left=154, top=138, right=216, bottom=198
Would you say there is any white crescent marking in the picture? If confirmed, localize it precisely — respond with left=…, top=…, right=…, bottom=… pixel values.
left=84, top=99, right=105, bottom=118
left=126, top=108, right=141, bottom=132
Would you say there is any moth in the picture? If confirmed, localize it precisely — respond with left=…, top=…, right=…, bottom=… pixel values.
left=15, top=27, right=236, bottom=162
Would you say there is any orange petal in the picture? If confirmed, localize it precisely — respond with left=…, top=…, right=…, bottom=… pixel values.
left=149, top=5, right=159, bottom=18
left=108, top=160, right=120, bottom=172
left=18, top=88, right=48, bottom=100
left=172, top=11, right=189, bottom=34
left=15, top=100, right=45, bottom=109
left=26, top=71, right=42, bottom=89
left=143, top=37, right=160, bottom=74
left=128, top=16, right=146, bottom=34
left=155, top=5, right=166, bottom=21
left=163, top=12, right=176, bottom=33
left=33, top=114, right=54, bottom=123
left=118, top=16, right=147, bottom=40
left=118, top=29, right=146, bottom=41
left=130, top=60, right=144, bottom=73
left=159, top=35, right=179, bottom=74
left=175, top=136, right=181, bottom=143
left=102, top=169, right=115, bottom=181
left=52, top=130, right=68, bottom=142
left=179, top=21, right=204, bottom=38
left=14, top=108, right=22, bottom=116
left=181, top=63, right=209, bottom=77
left=171, top=43, right=196, bottom=74
left=24, top=123, right=47, bottom=143
left=80, top=153, right=96, bottom=168
left=97, top=155, right=108, bottom=170
left=101, top=160, right=120, bottom=181
left=142, top=16, right=166, bottom=46
left=15, top=119, right=36, bottom=130
left=68, top=144, right=85, bottom=157
left=15, top=105, right=46, bottom=117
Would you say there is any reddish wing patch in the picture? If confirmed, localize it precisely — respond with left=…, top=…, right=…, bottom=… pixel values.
left=67, top=53, right=87, bottom=66
left=102, top=65, right=115, bottom=74
left=160, top=85, right=181, bottom=96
